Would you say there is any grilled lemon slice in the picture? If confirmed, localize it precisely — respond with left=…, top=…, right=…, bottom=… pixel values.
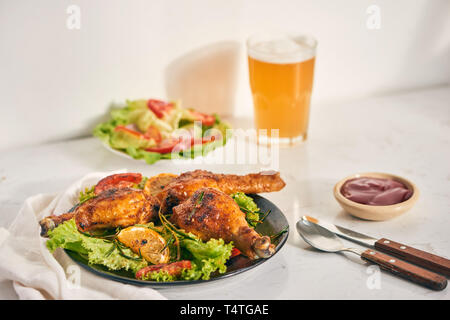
left=117, top=226, right=169, bottom=264
left=143, top=173, right=177, bottom=197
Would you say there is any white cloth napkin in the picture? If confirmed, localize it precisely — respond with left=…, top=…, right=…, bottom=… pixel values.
left=0, top=170, right=166, bottom=300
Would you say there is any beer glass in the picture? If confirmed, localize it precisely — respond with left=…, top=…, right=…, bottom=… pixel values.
left=247, top=33, right=317, bottom=145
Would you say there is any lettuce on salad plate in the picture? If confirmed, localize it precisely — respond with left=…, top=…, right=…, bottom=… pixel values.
left=94, top=99, right=231, bottom=164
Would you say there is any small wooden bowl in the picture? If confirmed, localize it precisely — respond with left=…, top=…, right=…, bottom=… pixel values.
left=333, top=172, right=419, bottom=221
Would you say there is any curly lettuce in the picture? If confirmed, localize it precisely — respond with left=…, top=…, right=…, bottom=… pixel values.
left=180, top=238, right=233, bottom=280
left=141, top=270, right=176, bottom=282
left=231, top=192, right=261, bottom=227
left=124, top=146, right=162, bottom=165
left=78, top=186, right=96, bottom=204
left=46, top=219, right=147, bottom=273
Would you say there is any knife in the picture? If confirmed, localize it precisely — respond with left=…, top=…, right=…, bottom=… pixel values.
left=303, top=216, right=450, bottom=277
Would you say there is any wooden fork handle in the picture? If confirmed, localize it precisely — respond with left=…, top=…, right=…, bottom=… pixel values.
left=374, top=238, right=450, bottom=277
left=361, top=249, right=447, bottom=291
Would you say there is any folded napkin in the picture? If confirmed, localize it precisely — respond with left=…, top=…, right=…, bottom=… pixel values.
left=0, top=170, right=166, bottom=300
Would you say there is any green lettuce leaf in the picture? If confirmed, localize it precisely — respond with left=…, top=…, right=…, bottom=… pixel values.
left=78, top=186, right=96, bottom=204
left=46, top=220, right=148, bottom=273
left=93, top=106, right=131, bottom=145
left=231, top=192, right=260, bottom=227
left=109, top=129, right=156, bottom=150
left=180, top=238, right=233, bottom=280
left=124, top=146, right=161, bottom=164
left=142, top=270, right=176, bottom=282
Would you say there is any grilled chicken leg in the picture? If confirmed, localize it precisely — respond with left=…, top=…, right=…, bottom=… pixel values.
left=75, top=188, right=160, bottom=233
left=171, top=187, right=275, bottom=260
left=40, top=188, right=160, bottom=236
left=40, top=173, right=159, bottom=236
left=158, top=170, right=285, bottom=214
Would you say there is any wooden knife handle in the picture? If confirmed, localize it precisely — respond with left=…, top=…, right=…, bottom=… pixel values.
left=375, top=238, right=450, bottom=277
left=361, top=249, right=447, bottom=291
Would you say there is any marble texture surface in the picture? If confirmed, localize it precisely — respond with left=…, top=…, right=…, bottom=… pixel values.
left=0, top=86, right=449, bottom=299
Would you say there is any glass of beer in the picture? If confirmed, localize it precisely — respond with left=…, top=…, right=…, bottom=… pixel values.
left=247, top=33, right=317, bottom=145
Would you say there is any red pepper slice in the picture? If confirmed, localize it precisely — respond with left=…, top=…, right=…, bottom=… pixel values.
left=135, top=260, right=192, bottom=279
left=94, top=173, right=143, bottom=195
left=230, top=247, right=241, bottom=258
left=145, top=137, right=182, bottom=154
left=146, top=135, right=216, bottom=154
left=144, top=125, right=162, bottom=144
left=116, top=125, right=162, bottom=144
left=114, top=125, right=148, bottom=139
left=188, top=110, right=215, bottom=126
left=147, top=99, right=174, bottom=119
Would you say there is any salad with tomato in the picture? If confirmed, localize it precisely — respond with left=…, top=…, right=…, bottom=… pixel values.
left=94, top=99, right=231, bottom=164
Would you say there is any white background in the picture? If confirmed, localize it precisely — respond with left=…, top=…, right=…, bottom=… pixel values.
left=0, top=0, right=449, bottom=151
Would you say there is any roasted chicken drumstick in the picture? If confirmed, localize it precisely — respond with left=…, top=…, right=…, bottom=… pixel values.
left=157, top=170, right=285, bottom=214
left=171, top=187, right=275, bottom=259
left=40, top=187, right=160, bottom=235
left=75, top=188, right=160, bottom=233
left=40, top=173, right=160, bottom=236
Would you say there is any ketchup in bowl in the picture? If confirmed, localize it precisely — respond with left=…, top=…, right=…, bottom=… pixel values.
left=340, top=177, right=413, bottom=206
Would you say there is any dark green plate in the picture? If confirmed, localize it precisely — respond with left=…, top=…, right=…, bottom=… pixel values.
left=65, top=194, right=289, bottom=287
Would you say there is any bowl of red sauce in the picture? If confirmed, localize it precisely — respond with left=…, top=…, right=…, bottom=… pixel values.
left=334, top=172, right=419, bottom=221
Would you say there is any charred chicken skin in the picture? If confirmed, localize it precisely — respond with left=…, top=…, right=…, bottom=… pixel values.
left=158, top=170, right=285, bottom=214
left=171, top=187, right=275, bottom=259
left=75, top=188, right=160, bottom=233
left=40, top=173, right=159, bottom=236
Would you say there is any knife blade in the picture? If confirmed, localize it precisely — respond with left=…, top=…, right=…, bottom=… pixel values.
left=302, top=216, right=378, bottom=247
left=302, top=215, right=450, bottom=277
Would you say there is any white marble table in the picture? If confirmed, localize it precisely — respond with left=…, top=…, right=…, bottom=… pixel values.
left=1, top=86, right=449, bottom=299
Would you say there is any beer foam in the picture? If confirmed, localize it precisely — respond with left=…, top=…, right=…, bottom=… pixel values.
left=248, top=36, right=316, bottom=64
